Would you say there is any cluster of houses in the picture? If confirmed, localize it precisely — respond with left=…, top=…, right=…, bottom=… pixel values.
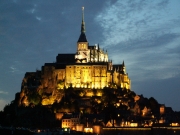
left=54, top=95, right=179, bottom=134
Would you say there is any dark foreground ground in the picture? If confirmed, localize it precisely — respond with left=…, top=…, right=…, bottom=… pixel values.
left=1, top=127, right=180, bottom=135
left=0, top=128, right=33, bottom=135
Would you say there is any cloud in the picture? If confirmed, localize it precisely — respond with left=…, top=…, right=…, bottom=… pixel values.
left=9, top=65, right=20, bottom=73
left=36, top=16, right=41, bottom=21
left=110, top=33, right=180, bottom=81
left=0, top=90, right=8, bottom=95
left=95, top=0, right=178, bottom=47
left=95, top=0, right=180, bottom=81
left=27, top=8, right=35, bottom=14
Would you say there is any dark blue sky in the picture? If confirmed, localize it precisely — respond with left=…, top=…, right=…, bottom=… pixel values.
left=0, top=0, right=180, bottom=111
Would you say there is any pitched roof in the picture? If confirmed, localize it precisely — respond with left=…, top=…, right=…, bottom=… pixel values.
left=78, top=32, right=87, bottom=42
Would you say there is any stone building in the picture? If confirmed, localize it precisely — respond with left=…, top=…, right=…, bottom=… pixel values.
left=44, top=8, right=130, bottom=90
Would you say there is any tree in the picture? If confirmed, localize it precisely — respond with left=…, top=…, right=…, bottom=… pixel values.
left=149, top=97, right=159, bottom=112
left=28, top=92, right=41, bottom=105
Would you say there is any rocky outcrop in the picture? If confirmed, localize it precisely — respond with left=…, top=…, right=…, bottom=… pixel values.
left=19, top=69, right=64, bottom=106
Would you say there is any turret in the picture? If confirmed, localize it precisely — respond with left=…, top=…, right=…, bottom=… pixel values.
left=122, top=60, right=126, bottom=74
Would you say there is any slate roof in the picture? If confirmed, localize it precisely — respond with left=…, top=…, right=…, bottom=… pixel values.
left=78, top=32, right=87, bottom=42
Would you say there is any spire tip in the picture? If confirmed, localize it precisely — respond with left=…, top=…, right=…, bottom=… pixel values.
left=81, top=6, right=85, bottom=33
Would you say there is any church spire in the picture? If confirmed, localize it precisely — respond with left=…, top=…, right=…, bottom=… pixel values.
left=81, top=7, right=85, bottom=33
left=78, top=7, right=87, bottom=42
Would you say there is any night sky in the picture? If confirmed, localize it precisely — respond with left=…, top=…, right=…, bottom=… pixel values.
left=0, top=0, right=180, bottom=111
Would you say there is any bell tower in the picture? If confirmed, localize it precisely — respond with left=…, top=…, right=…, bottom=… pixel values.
left=75, top=7, right=90, bottom=63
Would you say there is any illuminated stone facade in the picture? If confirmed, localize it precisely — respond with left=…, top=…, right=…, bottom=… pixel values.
left=61, top=113, right=80, bottom=129
left=52, top=55, right=130, bottom=90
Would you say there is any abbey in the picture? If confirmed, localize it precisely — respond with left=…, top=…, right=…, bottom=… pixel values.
left=20, top=8, right=130, bottom=106
left=52, top=8, right=130, bottom=90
